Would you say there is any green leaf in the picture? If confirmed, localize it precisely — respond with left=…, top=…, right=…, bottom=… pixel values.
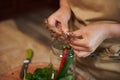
left=25, top=73, right=33, bottom=80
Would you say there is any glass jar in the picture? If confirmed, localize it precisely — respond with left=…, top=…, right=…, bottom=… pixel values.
left=50, top=38, right=74, bottom=80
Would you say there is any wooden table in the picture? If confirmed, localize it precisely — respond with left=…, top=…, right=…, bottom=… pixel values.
left=0, top=19, right=56, bottom=76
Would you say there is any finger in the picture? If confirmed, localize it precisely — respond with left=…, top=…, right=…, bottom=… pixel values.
left=47, top=24, right=62, bottom=35
left=70, top=38, right=87, bottom=47
left=73, top=50, right=91, bottom=57
left=72, top=29, right=83, bottom=37
left=55, top=20, right=62, bottom=29
left=61, top=22, right=69, bottom=33
left=70, top=44, right=91, bottom=51
left=47, top=17, right=56, bottom=27
left=54, top=20, right=69, bottom=34
left=47, top=18, right=62, bottom=34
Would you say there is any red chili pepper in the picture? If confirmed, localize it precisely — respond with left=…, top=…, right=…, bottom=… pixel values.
left=58, top=48, right=69, bottom=73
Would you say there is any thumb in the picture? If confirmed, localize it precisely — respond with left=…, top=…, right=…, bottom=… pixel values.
left=47, top=17, right=56, bottom=27
left=61, top=22, right=69, bottom=33
left=72, top=29, right=83, bottom=37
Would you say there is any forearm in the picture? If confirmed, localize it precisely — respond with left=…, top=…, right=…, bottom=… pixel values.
left=108, top=24, right=120, bottom=38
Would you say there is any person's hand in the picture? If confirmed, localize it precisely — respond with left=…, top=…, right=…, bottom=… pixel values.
left=69, top=24, right=111, bottom=57
left=46, top=7, right=71, bottom=35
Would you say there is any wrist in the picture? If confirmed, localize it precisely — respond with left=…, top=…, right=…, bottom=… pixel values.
left=101, top=24, right=120, bottom=39
left=108, top=24, right=120, bottom=38
left=59, top=0, right=71, bottom=12
left=58, top=6, right=71, bottom=20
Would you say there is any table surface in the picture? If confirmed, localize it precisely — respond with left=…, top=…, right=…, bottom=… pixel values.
left=0, top=19, right=58, bottom=75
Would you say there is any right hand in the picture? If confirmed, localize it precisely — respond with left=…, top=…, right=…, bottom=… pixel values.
left=46, top=7, right=71, bottom=35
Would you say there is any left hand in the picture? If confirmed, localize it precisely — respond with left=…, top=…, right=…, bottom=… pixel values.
left=69, top=24, right=110, bottom=57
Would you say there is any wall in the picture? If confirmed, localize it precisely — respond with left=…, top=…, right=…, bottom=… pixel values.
left=0, top=0, right=59, bottom=20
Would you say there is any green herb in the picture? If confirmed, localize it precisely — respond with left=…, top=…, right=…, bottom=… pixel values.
left=25, top=63, right=73, bottom=80
left=25, top=47, right=74, bottom=80
left=25, top=64, right=57, bottom=80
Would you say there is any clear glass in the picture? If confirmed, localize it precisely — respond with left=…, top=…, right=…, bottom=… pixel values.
left=50, top=38, right=74, bottom=80
left=50, top=37, right=90, bottom=80
left=51, top=38, right=68, bottom=58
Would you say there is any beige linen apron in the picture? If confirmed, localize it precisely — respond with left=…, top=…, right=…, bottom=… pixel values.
left=68, top=0, right=120, bottom=80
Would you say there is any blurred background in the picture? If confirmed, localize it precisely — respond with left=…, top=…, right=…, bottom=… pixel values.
left=0, top=0, right=59, bottom=46
left=0, top=0, right=60, bottom=79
